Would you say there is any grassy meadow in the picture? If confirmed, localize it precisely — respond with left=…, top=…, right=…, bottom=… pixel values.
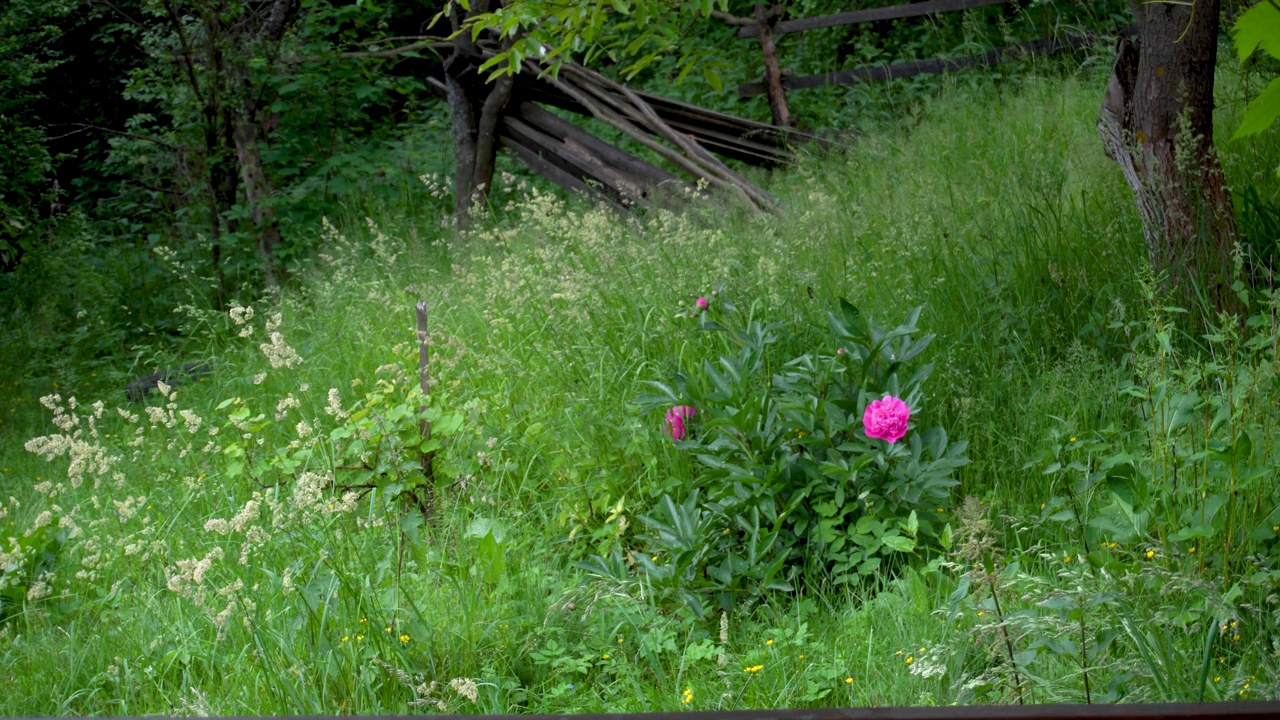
left=3, top=65, right=1280, bottom=713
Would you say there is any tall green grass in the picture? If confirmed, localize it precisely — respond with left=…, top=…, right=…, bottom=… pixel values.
left=2, top=64, right=1279, bottom=713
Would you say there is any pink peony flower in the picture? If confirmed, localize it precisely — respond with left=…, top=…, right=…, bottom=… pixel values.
left=665, top=405, right=697, bottom=441
left=695, top=297, right=709, bottom=311
left=863, top=395, right=910, bottom=444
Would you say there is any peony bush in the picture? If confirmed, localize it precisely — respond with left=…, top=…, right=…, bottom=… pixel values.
left=625, top=298, right=969, bottom=615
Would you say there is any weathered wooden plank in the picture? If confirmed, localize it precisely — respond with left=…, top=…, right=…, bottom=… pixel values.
left=515, top=103, right=686, bottom=189
left=738, top=33, right=1096, bottom=97
left=498, top=133, right=596, bottom=195
left=659, top=119, right=795, bottom=165
left=502, top=115, right=639, bottom=203
left=515, top=76, right=833, bottom=162
left=633, top=90, right=827, bottom=147
left=498, top=128, right=624, bottom=207
left=738, top=0, right=1012, bottom=38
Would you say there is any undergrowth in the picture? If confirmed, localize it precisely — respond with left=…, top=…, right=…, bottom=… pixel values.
left=2, top=66, right=1280, bottom=713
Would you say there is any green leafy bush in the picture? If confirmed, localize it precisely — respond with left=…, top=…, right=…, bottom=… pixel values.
left=626, top=299, right=968, bottom=614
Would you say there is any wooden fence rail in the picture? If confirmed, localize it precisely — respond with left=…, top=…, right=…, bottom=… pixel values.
left=725, top=0, right=1114, bottom=125
left=17, top=701, right=1280, bottom=720
left=738, top=31, right=1100, bottom=97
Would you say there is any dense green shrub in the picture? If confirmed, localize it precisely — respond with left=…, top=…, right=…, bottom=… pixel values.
left=616, top=299, right=967, bottom=615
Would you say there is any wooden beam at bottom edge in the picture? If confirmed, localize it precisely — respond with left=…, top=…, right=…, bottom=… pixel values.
left=738, top=32, right=1101, bottom=97
left=44, top=701, right=1280, bottom=720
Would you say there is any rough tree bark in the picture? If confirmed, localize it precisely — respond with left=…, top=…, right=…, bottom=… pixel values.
left=444, top=0, right=515, bottom=228
left=1099, top=0, right=1240, bottom=313
left=230, top=0, right=295, bottom=287
left=164, top=0, right=295, bottom=292
left=232, top=115, right=283, bottom=286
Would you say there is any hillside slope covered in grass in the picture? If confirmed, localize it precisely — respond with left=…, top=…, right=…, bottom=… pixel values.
left=2, top=68, right=1280, bottom=712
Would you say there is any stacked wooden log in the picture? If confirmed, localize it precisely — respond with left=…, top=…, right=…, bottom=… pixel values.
left=429, top=57, right=836, bottom=212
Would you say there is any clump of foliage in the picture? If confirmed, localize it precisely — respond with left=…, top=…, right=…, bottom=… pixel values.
left=618, top=299, right=967, bottom=615
left=4, top=68, right=1280, bottom=713
left=1231, top=0, right=1280, bottom=144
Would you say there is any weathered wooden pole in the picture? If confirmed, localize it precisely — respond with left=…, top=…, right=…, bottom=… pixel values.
left=414, top=300, right=436, bottom=522
left=754, top=4, right=792, bottom=127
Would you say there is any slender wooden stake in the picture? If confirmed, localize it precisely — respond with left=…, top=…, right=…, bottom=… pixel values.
left=414, top=300, right=436, bottom=523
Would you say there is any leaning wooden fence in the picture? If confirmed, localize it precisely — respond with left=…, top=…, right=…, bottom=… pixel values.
left=718, top=0, right=1121, bottom=126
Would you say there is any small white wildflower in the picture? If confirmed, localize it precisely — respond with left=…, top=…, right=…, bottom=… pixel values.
left=449, top=678, right=479, bottom=703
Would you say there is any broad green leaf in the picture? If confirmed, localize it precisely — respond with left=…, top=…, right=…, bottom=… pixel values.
left=1233, top=0, right=1280, bottom=62
left=433, top=412, right=464, bottom=436
left=703, top=66, right=722, bottom=91
left=477, top=530, right=505, bottom=584
left=881, top=533, right=915, bottom=553
left=1233, top=76, right=1280, bottom=139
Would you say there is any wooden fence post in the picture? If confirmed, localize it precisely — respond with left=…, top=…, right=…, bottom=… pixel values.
left=414, top=300, right=436, bottom=523
left=754, top=3, right=792, bottom=127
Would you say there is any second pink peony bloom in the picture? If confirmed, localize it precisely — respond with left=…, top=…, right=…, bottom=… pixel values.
left=862, top=395, right=910, bottom=444
left=665, top=405, right=697, bottom=441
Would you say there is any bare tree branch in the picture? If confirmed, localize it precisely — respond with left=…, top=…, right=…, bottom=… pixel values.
left=279, top=38, right=451, bottom=63
left=44, top=122, right=178, bottom=150
left=709, top=9, right=754, bottom=25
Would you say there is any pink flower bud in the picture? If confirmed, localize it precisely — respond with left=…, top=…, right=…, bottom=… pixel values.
left=665, top=405, right=697, bottom=441
left=836, top=347, right=846, bottom=355
left=695, top=297, right=709, bottom=311
left=863, top=395, right=910, bottom=444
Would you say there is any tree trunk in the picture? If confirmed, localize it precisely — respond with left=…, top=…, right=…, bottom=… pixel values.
left=233, top=115, right=283, bottom=286
left=445, top=3, right=515, bottom=229
left=1099, top=0, right=1240, bottom=314
left=755, top=4, right=792, bottom=127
